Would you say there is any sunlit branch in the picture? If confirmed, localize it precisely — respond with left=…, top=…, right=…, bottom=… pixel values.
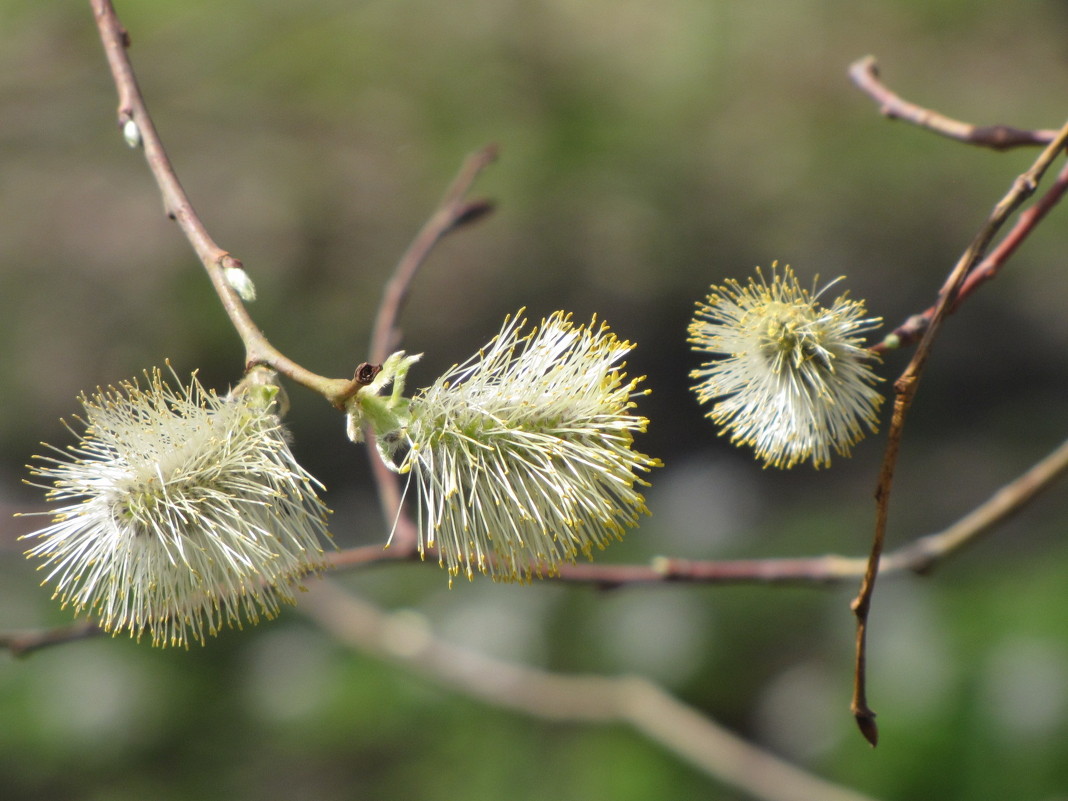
left=89, top=0, right=352, bottom=403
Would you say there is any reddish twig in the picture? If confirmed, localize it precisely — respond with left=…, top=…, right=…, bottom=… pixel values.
left=562, top=434, right=1068, bottom=587
left=323, top=432, right=1068, bottom=585
left=851, top=55, right=1068, bottom=354
left=849, top=56, right=1059, bottom=150
left=874, top=158, right=1068, bottom=352
left=324, top=542, right=418, bottom=570
left=851, top=120, right=1068, bottom=746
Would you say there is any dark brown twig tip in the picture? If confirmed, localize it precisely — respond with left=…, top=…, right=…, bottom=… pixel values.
left=450, top=199, right=495, bottom=230
left=855, top=711, right=879, bottom=747
left=331, top=362, right=382, bottom=409
left=354, top=362, right=382, bottom=385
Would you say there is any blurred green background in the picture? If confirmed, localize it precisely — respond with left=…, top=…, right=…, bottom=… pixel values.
left=3, top=1, right=1068, bottom=799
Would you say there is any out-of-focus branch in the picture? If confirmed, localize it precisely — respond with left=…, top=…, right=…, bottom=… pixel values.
left=298, top=580, right=882, bottom=801
left=0, top=621, right=101, bottom=657
left=849, top=56, right=1059, bottom=150
left=851, top=118, right=1068, bottom=746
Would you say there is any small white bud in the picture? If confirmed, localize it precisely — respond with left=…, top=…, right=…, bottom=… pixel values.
left=224, top=265, right=257, bottom=301
left=122, top=118, right=142, bottom=149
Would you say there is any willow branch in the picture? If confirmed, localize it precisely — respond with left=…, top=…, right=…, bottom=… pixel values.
left=850, top=120, right=1068, bottom=746
left=89, top=0, right=352, bottom=402
left=874, top=157, right=1068, bottom=352
left=320, top=431, right=1068, bottom=584
left=7, top=431, right=1067, bottom=657
left=849, top=56, right=1059, bottom=150
left=364, top=144, right=497, bottom=544
left=369, top=145, right=497, bottom=365
left=299, top=580, right=882, bottom=801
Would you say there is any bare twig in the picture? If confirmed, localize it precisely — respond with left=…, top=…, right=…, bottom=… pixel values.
left=849, top=56, right=1059, bottom=150
left=299, top=580, right=883, bottom=801
left=851, top=120, right=1068, bottom=746
left=874, top=157, right=1068, bottom=352
left=851, top=55, right=1068, bottom=354
left=0, top=621, right=101, bottom=657
left=369, top=145, right=498, bottom=365
left=320, top=431, right=1068, bottom=584
left=880, top=437, right=1068, bottom=574
left=323, top=542, right=418, bottom=571
left=89, top=0, right=352, bottom=403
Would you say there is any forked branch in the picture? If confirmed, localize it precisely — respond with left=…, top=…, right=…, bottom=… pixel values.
left=851, top=114, right=1068, bottom=746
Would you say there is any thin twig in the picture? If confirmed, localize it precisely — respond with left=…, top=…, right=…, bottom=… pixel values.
left=874, top=158, right=1068, bottom=352
left=365, top=144, right=497, bottom=546
left=851, top=55, right=1068, bottom=354
left=323, top=542, right=418, bottom=571
left=89, top=0, right=352, bottom=403
left=0, top=621, right=101, bottom=657
left=851, top=120, right=1068, bottom=746
left=560, top=434, right=1068, bottom=586
left=369, top=145, right=498, bottom=365
left=880, top=437, right=1068, bottom=573
left=849, top=56, right=1059, bottom=150
left=299, top=580, right=883, bottom=801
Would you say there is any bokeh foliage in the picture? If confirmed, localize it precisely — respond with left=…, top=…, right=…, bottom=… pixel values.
left=2, top=1, right=1068, bottom=799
